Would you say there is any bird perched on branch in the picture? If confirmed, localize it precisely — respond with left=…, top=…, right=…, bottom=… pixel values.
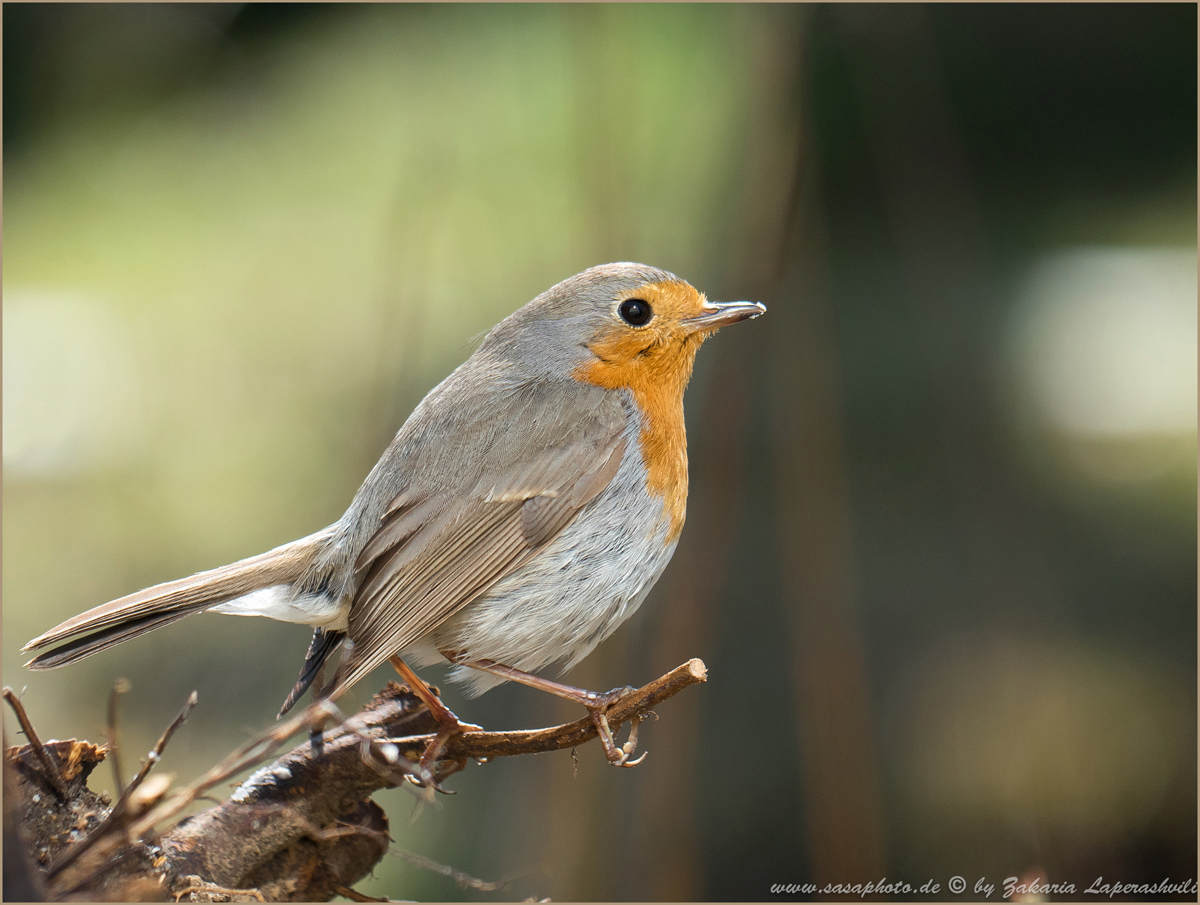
left=24, top=263, right=764, bottom=777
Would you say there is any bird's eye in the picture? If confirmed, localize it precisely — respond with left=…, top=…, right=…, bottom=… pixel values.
left=619, top=298, right=652, bottom=327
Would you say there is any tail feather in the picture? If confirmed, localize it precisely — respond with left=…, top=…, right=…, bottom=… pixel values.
left=22, top=529, right=332, bottom=669
left=277, top=628, right=345, bottom=718
left=24, top=608, right=212, bottom=669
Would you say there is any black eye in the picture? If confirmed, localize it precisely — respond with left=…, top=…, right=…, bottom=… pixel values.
left=619, top=298, right=652, bottom=327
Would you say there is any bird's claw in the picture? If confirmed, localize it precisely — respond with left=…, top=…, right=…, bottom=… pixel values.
left=404, top=770, right=455, bottom=795
left=591, top=709, right=647, bottom=767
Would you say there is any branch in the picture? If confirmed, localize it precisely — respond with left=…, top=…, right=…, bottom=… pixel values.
left=125, top=690, right=198, bottom=803
left=15, top=659, right=708, bottom=901
left=158, top=659, right=706, bottom=893
left=443, top=658, right=707, bottom=760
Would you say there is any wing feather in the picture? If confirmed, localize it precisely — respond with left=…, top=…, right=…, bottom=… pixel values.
left=353, top=496, right=443, bottom=575
left=330, top=428, right=626, bottom=697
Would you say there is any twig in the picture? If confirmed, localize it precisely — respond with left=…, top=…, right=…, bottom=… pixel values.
left=137, top=696, right=345, bottom=833
left=125, top=690, right=197, bottom=801
left=351, top=658, right=707, bottom=769
left=167, top=660, right=705, bottom=893
left=3, top=687, right=68, bottom=802
left=172, top=881, right=265, bottom=902
left=106, top=678, right=132, bottom=797
left=390, top=848, right=508, bottom=892
left=439, top=658, right=707, bottom=761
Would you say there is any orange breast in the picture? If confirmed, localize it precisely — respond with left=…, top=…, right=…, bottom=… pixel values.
left=573, top=280, right=707, bottom=542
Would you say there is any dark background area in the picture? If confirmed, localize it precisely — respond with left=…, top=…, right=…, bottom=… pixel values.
left=4, top=4, right=1196, bottom=901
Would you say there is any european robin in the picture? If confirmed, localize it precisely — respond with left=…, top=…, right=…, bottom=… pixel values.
left=23, top=263, right=765, bottom=771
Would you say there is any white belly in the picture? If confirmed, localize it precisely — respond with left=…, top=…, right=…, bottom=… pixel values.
left=411, top=423, right=680, bottom=697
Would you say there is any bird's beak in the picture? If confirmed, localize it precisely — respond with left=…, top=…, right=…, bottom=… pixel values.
left=683, top=300, right=767, bottom=334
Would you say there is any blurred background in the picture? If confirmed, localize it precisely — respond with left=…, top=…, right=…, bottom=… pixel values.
left=3, top=4, right=1196, bottom=901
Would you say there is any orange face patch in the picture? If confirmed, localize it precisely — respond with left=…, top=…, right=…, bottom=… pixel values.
left=573, top=280, right=710, bottom=542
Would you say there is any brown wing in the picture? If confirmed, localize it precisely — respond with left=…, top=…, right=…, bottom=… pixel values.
left=329, top=429, right=626, bottom=697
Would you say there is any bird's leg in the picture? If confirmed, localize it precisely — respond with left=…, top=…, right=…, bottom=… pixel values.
left=387, top=655, right=480, bottom=789
left=456, top=657, right=646, bottom=767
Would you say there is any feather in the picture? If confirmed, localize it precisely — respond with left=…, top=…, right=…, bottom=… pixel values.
left=22, top=528, right=332, bottom=669
left=328, top=430, right=626, bottom=698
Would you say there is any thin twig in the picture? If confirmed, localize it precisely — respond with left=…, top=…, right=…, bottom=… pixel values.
left=3, top=686, right=68, bottom=802
left=390, top=848, right=508, bottom=892
left=440, top=657, right=707, bottom=761
left=159, top=659, right=700, bottom=835
left=172, top=882, right=265, bottom=902
left=355, top=658, right=707, bottom=769
left=125, top=690, right=197, bottom=801
left=136, top=696, right=346, bottom=833
left=107, top=678, right=132, bottom=798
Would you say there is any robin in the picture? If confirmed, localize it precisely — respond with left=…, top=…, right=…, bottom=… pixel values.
left=23, top=263, right=764, bottom=775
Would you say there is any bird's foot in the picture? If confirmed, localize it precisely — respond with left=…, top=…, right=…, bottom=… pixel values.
left=456, top=656, right=651, bottom=769
left=403, top=715, right=481, bottom=794
left=583, top=686, right=647, bottom=767
left=387, top=654, right=479, bottom=791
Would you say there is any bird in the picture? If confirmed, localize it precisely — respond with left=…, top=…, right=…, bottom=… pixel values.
left=23, top=263, right=764, bottom=775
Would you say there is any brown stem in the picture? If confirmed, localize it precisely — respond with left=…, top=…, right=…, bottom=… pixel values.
left=106, top=678, right=132, bottom=797
left=125, top=690, right=197, bottom=800
left=440, top=658, right=706, bottom=760
left=2, top=687, right=68, bottom=802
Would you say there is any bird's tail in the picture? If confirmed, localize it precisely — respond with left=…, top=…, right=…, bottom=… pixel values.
left=22, top=530, right=332, bottom=670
